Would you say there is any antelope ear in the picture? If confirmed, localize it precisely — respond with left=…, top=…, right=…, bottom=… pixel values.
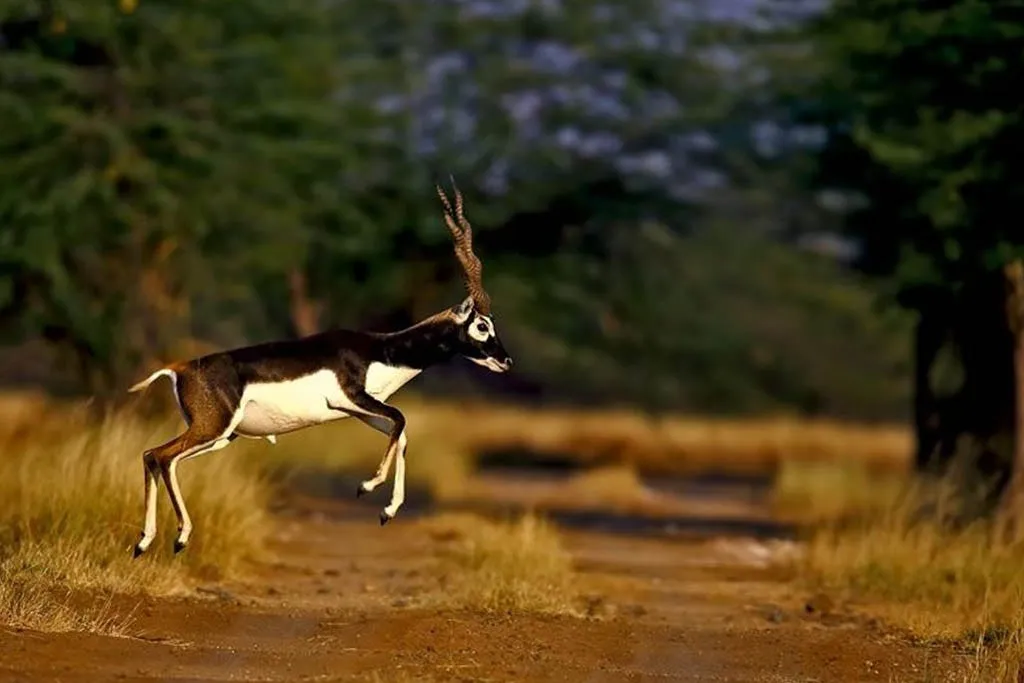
left=452, top=295, right=474, bottom=323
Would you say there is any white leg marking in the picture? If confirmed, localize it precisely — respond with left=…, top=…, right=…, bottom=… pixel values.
left=165, top=456, right=189, bottom=545
left=360, top=449, right=397, bottom=494
left=137, top=455, right=160, bottom=554
left=168, top=408, right=247, bottom=549
left=353, top=414, right=397, bottom=496
left=382, top=430, right=408, bottom=520
left=169, top=436, right=234, bottom=547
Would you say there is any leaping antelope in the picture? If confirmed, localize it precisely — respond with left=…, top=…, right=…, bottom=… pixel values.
left=127, top=181, right=512, bottom=557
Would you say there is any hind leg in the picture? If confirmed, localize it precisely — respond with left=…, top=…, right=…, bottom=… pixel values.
left=133, top=405, right=242, bottom=557
left=134, top=451, right=161, bottom=557
left=164, top=433, right=238, bottom=552
left=134, top=429, right=224, bottom=557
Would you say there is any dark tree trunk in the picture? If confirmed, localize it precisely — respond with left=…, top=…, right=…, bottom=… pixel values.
left=910, top=274, right=1016, bottom=500
left=913, top=307, right=948, bottom=472
left=288, top=268, right=322, bottom=339
left=997, top=260, right=1024, bottom=539
left=954, top=273, right=1017, bottom=497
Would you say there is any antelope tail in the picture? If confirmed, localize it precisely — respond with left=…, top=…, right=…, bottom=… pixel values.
left=128, top=368, right=176, bottom=394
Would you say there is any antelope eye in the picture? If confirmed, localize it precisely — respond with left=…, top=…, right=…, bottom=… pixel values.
left=475, top=322, right=489, bottom=334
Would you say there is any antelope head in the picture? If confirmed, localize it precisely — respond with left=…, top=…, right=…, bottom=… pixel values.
left=436, top=180, right=513, bottom=374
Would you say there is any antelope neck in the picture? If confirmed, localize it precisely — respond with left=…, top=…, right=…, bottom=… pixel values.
left=376, top=313, right=460, bottom=370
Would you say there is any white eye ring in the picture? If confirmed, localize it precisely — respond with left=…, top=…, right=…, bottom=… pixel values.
left=468, top=319, right=491, bottom=342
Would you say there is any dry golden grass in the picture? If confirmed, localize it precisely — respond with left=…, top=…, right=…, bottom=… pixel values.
left=256, top=394, right=912, bottom=481
left=0, top=388, right=911, bottom=634
left=419, top=512, right=579, bottom=615
left=771, top=459, right=906, bottom=523
left=449, top=401, right=912, bottom=475
left=256, top=397, right=912, bottom=514
left=3, top=389, right=912, bottom=503
left=546, top=463, right=657, bottom=513
left=779, top=462, right=1024, bottom=682
left=947, top=630, right=1024, bottom=683
left=0, top=397, right=270, bottom=632
left=257, top=410, right=472, bottom=503
left=0, top=575, right=132, bottom=636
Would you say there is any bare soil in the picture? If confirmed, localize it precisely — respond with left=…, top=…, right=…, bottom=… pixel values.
left=0, top=470, right=965, bottom=682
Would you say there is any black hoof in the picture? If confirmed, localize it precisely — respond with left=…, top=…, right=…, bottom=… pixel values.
left=356, top=484, right=368, bottom=498
left=379, top=511, right=392, bottom=526
left=173, top=540, right=187, bottom=554
left=133, top=544, right=145, bottom=559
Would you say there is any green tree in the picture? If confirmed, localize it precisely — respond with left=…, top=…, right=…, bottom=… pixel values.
left=0, top=0, right=350, bottom=393
left=805, top=0, right=1024, bottom=512
left=0, top=0, right=913, bottom=421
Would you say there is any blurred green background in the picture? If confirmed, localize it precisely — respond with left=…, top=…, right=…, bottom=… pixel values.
left=1, top=0, right=1021, bottom=433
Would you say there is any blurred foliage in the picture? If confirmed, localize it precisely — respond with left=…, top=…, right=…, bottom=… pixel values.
left=794, top=0, right=1024, bottom=476
left=0, top=0, right=346, bottom=389
left=0, top=0, right=914, bottom=419
left=485, top=221, right=909, bottom=418
left=803, top=0, right=1024, bottom=297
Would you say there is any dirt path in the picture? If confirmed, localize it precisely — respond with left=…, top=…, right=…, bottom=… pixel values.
left=0, top=474, right=963, bottom=682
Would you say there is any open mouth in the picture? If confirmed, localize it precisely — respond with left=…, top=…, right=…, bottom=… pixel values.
left=479, top=357, right=512, bottom=373
left=469, top=356, right=513, bottom=373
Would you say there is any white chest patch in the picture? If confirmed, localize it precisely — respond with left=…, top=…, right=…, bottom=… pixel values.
left=235, top=370, right=354, bottom=437
left=364, top=362, right=421, bottom=401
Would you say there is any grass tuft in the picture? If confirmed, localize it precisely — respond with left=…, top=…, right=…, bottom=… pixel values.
left=420, top=512, right=580, bottom=615
left=0, top=400, right=269, bottom=632
left=779, top=463, right=1024, bottom=682
left=546, top=464, right=657, bottom=514
left=0, top=572, right=133, bottom=636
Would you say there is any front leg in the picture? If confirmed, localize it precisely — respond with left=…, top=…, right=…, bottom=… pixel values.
left=353, top=414, right=398, bottom=497
left=328, top=392, right=408, bottom=525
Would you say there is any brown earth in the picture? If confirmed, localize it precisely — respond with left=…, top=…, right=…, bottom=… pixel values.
left=0, top=470, right=966, bottom=683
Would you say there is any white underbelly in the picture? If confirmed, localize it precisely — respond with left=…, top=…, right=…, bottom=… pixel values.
left=234, top=370, right=355, bottom=437
left=235, top=401, right=351, bottom=436
left=231, top=364, right=421, bottom=438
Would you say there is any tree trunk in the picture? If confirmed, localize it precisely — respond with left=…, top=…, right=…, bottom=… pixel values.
left=997, top=260, right=1024, bottom=540
left=913, top=308, right=948, bottom=472
left=288, top=268, right=322, bottom=338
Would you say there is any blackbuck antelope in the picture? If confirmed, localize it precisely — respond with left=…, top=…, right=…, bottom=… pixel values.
left=127, top=182, right=513, bottom=557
